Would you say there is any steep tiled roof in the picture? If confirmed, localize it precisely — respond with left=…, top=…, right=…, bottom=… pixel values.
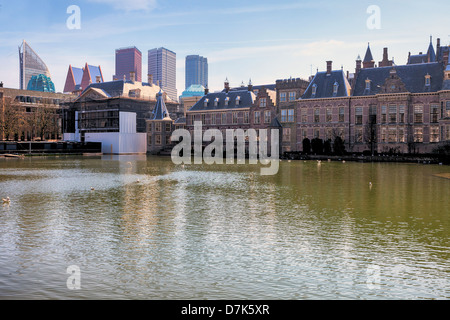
left=302, top=70, right=351, bottom=99
left=152, top=91, right=171, bottom=120
left=352, top=63, right=444, bottom=96
left=364, top=44, right=374, bottom=62
left=189, top=90, right=256, bottom=112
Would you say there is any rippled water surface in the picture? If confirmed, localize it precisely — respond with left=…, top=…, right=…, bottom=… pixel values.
left=0, top=156, right=449, bottom=299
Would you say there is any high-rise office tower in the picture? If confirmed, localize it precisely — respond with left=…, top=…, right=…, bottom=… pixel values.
left=148, top=47, right=177, bottom=101
left=19, top=40, right=51, bottom=90
left=185, top=55, right=208, bottom=89
left=115, top=47, right=142, bottom=82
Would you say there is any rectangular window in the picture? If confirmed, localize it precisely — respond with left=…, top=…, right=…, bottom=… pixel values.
left=314, top=108, right=320, bottom=123
left=243, top=112, right=249, bottom=124
left=155, top=135, right=161, bottom=145
left=414, top=127, right=423, bottom=142
left=430, top=126, right=440, bottom=143
left=289, top=92, right=296, bottom=101
left=446, top=101, right=450, bottom=118
left=431, top=105, right=439, bottom=123
left=281, top=110, right=287, bottom=122
left=264, top=110, right=271, bottom=124
left=399, top=105, right=405, bottom=123
left=260, top=98, right=267, bottom=108
left=283, top=128, right=291, bottom=142
left=355, top=107, right=363, bottom=125
left=381, top=127, right=387, bottom=143
left=211, top=113, right=216, bottom=125
left=221, top=113, right=227, bottom=124
left=388, top=127, right=397, bottom=142
left=232, top=112, right=239, bottom=124
left=446, top=125, right=450, bottom=141
left=254, top=111, right=260, bottom=124
left=381, top=106, right=387, bottom=123
left=398, top=128, right=406, bottom=143
left=165, top=134, right=171, bottom=145
left=389, top=105, right=397, bottom=123
left=356, top=128, right=363, bottom=143
left=280, top=92, right=286, bottom=102
left=302, top=109, right=308, bottom=123
left=339, top=107, right=345, bottom=122
left=288, top=109, right=295, bottom=122
left=201, top=114, right=206, bottom=124
left=414, top=106, right=423, bottom=123
left=155, top=122, right=161, bottom=132
left=165, top=123, right=171, bottom=132
left=326, top=108, right=332, bottom=122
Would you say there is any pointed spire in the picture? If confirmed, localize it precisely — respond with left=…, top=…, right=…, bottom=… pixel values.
left=152, top=90, right=171, bottom=121
left=364, top=43, right=374, bottom=63
left=427, top=35, right=436, bottom=62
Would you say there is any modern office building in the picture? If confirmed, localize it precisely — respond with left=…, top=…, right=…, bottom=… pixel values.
left=148, top=47, right=177, bottom=102
left=19, top=40, right=52, bottom=90
left=115, top=47, right=142, bottom=82
left=185, top=55, right=208, bottom=89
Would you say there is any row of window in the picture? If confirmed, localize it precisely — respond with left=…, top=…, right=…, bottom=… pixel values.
left=189, top=111, right=272, bottom=125
left=152, top=122, right=172, bottom=133
left=279, top=92, right=297, bottom=102
left=301, top=102, right=450, bottom=124
left=300, top=126, right=449, bottom=144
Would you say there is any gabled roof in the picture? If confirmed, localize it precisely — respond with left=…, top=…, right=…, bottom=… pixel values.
left=408, top=54, right=428, bottom=65
left=301, top=70, right=351, bottom=99
left=352, top=62, right=444, bottom=96
left=189, top=90, right=256, bottom=112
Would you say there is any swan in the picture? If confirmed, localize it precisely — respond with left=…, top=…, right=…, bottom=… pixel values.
left=2, top=197, right=10, bottom=204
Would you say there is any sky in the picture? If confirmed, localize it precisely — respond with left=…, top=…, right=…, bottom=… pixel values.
left=0, top=0, right=449, bottom=95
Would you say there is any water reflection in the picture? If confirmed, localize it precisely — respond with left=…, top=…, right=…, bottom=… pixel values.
left=0, top=156, right=449, bottom=299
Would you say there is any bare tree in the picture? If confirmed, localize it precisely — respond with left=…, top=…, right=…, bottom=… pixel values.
left=0, top=98, right=21, bottom=141
left=28, top=105, right=58, bottom=140
left=364, top=116, right=377, bottom=156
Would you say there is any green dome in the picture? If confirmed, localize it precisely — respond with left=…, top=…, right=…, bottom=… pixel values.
left=181, top=84, right=205, bottom=98
left=27, top=74, right=55, bottom=93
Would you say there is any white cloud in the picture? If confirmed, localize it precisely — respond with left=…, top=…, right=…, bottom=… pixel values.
left=88, top=0, right=157, bottom=12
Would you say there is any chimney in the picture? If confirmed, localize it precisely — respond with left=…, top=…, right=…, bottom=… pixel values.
left=224, top=78, right=230, bottom=93
left=248, top=79, right=253, bottom=92
left=0, top=82, right=3, bottom=88
left=326, top=61, right=332, bottom=75
left=204, top=85, right=209, bottom=95
left=96, top=76, right=101, bottom=83
left=148, top=74, right=153, bottom=85
left=356, top=55, right=362, bottom=75
left=130, top=71, right=135, bottom=83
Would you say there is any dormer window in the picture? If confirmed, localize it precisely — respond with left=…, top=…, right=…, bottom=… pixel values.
left=333, top=81, right=339, bottom=96
left=225, top=97, right=230, bottom=106
left=312, top=84, right=317, bottom=97
left=365, top=78, right=371, bottom=91
left=236, top=96, right=241, bottom=106
left=214, top=97, right=219, bottom=107
left=425, top=74, right=431, bottom=87
left=204, top=98, right=209, bottom=108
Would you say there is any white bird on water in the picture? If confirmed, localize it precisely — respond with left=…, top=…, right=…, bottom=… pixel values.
left=2, top=197, right=10, bottom=204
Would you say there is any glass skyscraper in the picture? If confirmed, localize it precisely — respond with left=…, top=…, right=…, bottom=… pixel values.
left=19, top=40, right=51, bottom=90
left=185, top=55, right=208, bottom=90
left=115, top=47, right=142, bottom=82
left=148, top=47, right=177, bottom=102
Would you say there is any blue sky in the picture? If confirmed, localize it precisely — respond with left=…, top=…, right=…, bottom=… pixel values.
left=0, top=0, right=449, bottom=94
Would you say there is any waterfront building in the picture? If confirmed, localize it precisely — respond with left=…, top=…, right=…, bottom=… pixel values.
left=276, top=77, right=310, bottom=152
left=296, top=40, right=450, bottom=154
left=63, top=63, right=104, bottom=94
left=185, top=79, right=281, bottom=155
left=63, top=73, right=179, bottom=154
left=148, top=48, right=177, bottom=102
left=115, top=47, right=142, bottom=82
left=146, top=91, right=174, bottom=154
left=185, top=55, right=208, bottom=89
left=19, top=40, right=51, bottom=90
left=0, top=87, right=76, bottom=141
